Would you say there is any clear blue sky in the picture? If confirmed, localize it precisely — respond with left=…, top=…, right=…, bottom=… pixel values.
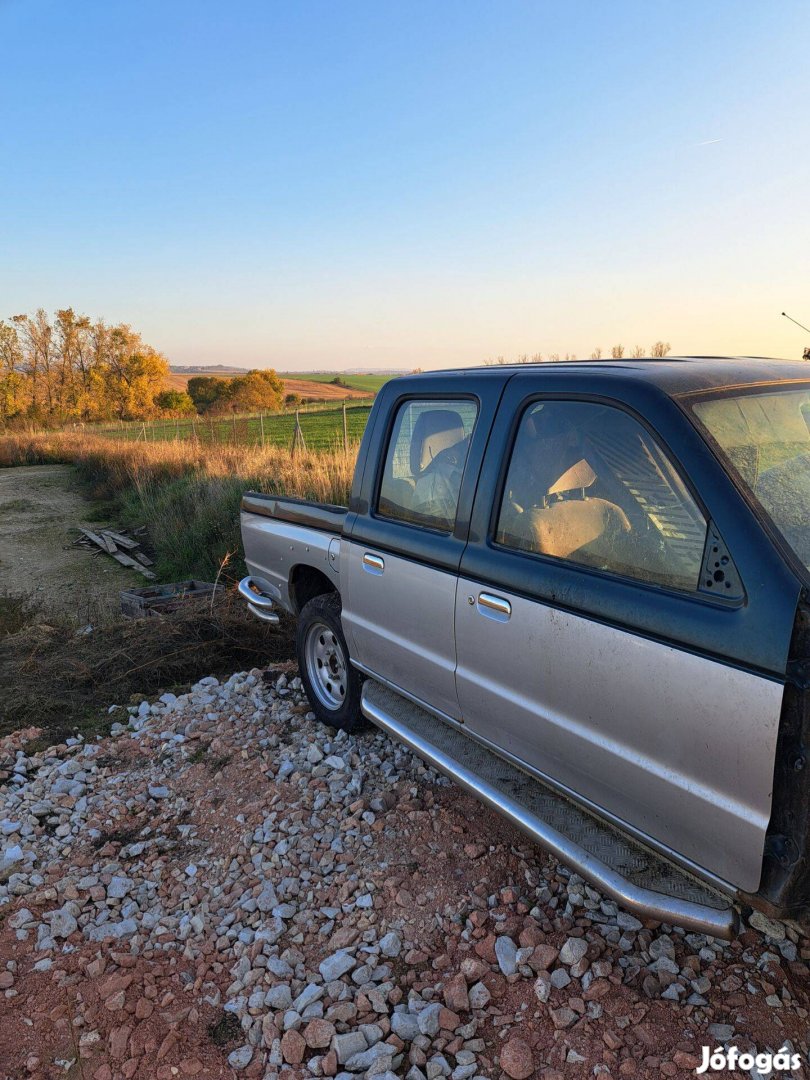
left=2, top=0, right=809, bottom=369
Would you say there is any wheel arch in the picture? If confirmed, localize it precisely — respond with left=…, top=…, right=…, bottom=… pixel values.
left=289, top=563, right=337, bottom=614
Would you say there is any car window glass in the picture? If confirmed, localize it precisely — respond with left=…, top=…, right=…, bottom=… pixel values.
left=691, top=389, right=810, bottom=575
left=378, top=399, right=478, bottom=530
left=496, top=400, right=707, bottom=591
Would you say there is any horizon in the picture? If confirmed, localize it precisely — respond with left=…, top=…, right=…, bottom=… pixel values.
left=3, top=1, right=810, bottom=370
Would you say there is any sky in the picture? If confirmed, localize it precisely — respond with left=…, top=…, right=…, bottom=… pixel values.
left=2, top=0, right=810, bottom=371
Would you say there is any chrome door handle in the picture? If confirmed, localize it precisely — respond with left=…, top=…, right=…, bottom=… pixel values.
left=477, top=592, right=511, bottom=621
left=362, top=552, right=385, bottom=575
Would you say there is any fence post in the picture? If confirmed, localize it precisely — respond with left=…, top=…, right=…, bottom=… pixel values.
left=260, top=412, right=265, bottom=449
left=342, top=401, right=348, bottom=452
left=291, top=409, right=307, bottom=456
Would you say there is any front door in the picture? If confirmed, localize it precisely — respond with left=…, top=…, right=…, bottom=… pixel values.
left=455, top=389, right=789, bottom=892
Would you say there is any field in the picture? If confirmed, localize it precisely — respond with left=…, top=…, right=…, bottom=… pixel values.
left=277, top=371, right=394, bottom=394
left=164, top=368, right=391, bottom=400
left=94, top=401, right=373, bottom=451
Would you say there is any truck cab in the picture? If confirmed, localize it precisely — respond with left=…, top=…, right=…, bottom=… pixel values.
left=241, top=358, right=810, bottom=937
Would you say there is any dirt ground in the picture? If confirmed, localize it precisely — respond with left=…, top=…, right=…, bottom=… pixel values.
left=0, top=464, right=140, bottom=624
left=1, top=668, right=808, bottom=1080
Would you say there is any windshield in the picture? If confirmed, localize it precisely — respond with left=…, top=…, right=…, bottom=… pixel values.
left=689, top=385, right=810, bottom=575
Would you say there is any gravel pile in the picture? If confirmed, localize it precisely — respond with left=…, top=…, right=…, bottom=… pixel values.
left=1, top=664, right=810, bottom=1078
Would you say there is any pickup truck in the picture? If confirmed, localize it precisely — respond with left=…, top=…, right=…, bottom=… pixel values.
left=240, top=358, right=810, bottom=939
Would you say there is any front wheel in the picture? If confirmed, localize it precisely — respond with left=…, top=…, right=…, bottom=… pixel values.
left=296, top=593, right=365, bottom=731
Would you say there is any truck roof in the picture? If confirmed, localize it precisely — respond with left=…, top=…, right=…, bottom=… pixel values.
left=419, top=356, right=810, bottom=397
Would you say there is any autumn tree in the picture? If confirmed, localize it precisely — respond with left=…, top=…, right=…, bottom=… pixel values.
left=187, top=376, right=230, bottom=412
left=188, top=370, right=284, bottom=415
left=651, top=341, right=671, bottom=357
left=611, top=344, right=624, bottom=359
left=155, top=389, right=196, bottom=416
left=0, top=321, right=27, bottom=423
left=225, top=369, right=284, bottom=413
left=0, top=309, right=169, bottom=424
left=91, top=324, right=169, bottom=419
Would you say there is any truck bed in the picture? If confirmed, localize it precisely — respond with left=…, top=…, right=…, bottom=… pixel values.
left=241, top=492, right=348, bottom=533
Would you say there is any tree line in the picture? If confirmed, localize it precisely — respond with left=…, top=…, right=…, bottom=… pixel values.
left=486, top=342, right=672, bottom=364
left=0, top=309, right=287, bottom=426
left=182, top=371, right=285, bottom=416
left=0, top=308, right=170, bottom=425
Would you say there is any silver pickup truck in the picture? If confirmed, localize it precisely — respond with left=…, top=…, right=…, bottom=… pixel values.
left=240, top=358, right=810, bottom=939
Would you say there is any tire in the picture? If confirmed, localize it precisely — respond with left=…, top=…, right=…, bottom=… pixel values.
left=296, top=592, right=365, bottom=731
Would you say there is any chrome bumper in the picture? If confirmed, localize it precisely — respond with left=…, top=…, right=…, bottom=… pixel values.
left=238, top=576, right=280, bottom=625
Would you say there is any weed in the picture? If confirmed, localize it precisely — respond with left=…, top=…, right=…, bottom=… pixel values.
left=207, top=753, right=232, bottom=775
left=208, top=1012, right=241, bottom=1046
left=186, top=743, right=210, bottom=765
left=0, top=593, right=38, bottom=637
left=1, top=497, right=38, bottom=512
left=91, top=825, right=142, bottom=850
left=0, top=591, right=295, bottom=742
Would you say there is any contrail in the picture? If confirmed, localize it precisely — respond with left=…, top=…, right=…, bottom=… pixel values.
left=696, top=138, right=723, bottom=146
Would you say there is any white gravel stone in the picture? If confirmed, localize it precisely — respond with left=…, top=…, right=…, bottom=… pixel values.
left=48, top=906, right=78, bottom=939
left=319, top=951, right=357, bottom=982
left=494, top=935, right=518, bottom=975
left=559, top=936, right=588, bottom=966
left=227, top=1045, right=254, bottom=1070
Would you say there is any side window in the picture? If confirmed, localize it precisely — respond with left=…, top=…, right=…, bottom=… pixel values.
left=496, top=400, right=708, bottom=591
left=378, top=399, right=478, bottom=531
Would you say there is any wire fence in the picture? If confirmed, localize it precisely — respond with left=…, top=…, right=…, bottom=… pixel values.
left=86, top=402, right=374, bottom=453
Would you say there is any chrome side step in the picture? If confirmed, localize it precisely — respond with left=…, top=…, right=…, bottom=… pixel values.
left=238, top=576, right=280, bottom=625
left=361, top=680, right=738, bottom=939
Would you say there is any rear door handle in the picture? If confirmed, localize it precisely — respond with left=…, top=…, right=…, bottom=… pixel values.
left=477, top=592, right=511, bottom=621
left=362, top=552, right=385, bottom=575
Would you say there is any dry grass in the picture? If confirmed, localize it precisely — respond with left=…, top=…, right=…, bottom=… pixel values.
left=0, top=434, right=328, bottom=744
left=0, top=431, right=355, bottom=502
left=0, top=432, right=357, bottom=581
left=0, top=590, right=296, bottom=742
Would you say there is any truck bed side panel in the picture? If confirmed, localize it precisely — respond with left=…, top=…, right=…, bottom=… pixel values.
left=241, top=512, right=339, bottom=614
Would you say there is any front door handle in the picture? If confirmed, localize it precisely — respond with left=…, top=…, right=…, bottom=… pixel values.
left=362, top=552, right=385, bottom=575
left=477, top=592, right=511, bottom=621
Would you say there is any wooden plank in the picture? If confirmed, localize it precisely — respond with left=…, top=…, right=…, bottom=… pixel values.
left=101, top=529, right=139, bottom=550
left=80, top=527, right=117, bottom=554
left=111, top=551, right=157, bottom=580
left=132, top=550, right=154, bottom=566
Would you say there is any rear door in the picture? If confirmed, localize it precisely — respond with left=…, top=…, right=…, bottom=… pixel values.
left=341, top=374, right=504, bottom=720
left=455, top=372, right=799, bottom=891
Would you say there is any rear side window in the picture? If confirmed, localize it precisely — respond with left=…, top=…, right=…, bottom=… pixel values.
left=496, top=400, right=708, bottom=591
left=378, top=399, right=478, bottom=531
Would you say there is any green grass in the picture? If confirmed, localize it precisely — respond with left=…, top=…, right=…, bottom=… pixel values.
left=93, top=402, right=372, bottom=450
left=279, top=372, right=394, bottom=393
left=1, top=497, right=38, bottom=513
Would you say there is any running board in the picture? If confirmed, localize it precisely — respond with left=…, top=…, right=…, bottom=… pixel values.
left=361, top=680, right=738, bottom=939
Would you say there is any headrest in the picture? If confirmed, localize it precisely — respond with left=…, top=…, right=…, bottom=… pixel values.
left=410, top=409, right=465, bottom=476
left=548, top=458, right=597, bottom=496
